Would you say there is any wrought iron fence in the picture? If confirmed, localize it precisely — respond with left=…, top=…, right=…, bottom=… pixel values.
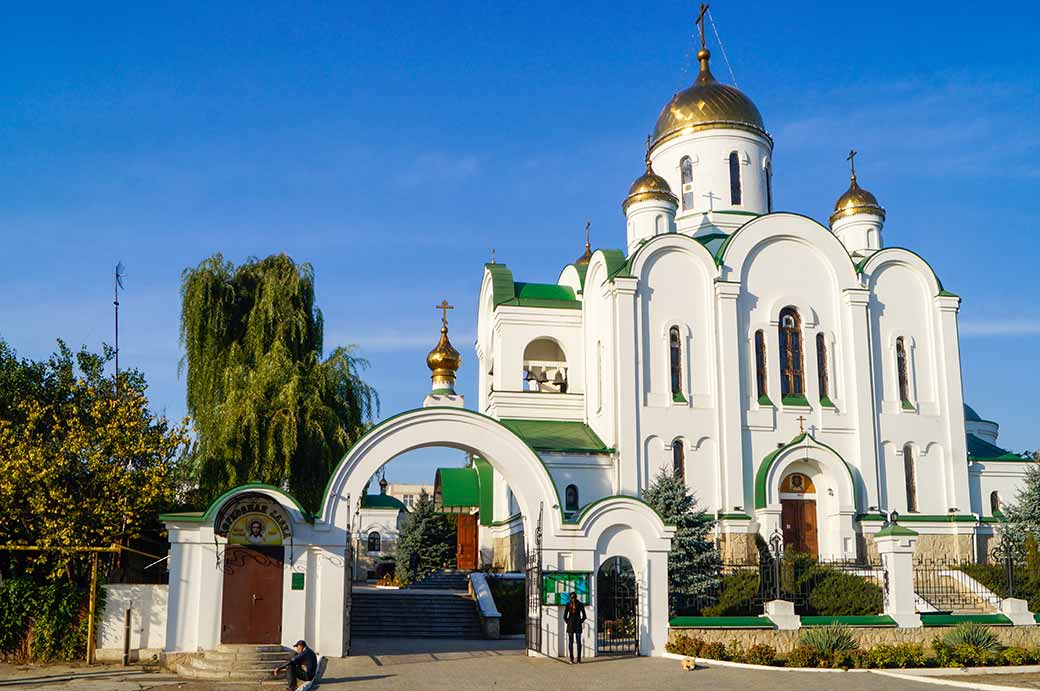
left=912, top=556, right=1005, bottom=614
left=671, top=555, right=885, bottom=617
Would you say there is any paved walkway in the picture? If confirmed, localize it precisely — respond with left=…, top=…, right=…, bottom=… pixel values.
left=8, top=648, right=1036, bottom=691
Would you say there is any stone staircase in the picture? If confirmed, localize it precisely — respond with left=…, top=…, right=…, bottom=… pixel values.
left=408, top=569, right=472, bottom=591
left=914, top=571, right=997, bottom=614
left=351, top=588, right=483, bottom=639
left=172, top=644, right=295, bottom=682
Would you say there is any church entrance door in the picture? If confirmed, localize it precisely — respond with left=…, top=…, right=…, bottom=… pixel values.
left=779, top=472, right=818, bottom=556
left=220, top=546, right=284, bottom=644
left=456, top=513, right=478, bottom=570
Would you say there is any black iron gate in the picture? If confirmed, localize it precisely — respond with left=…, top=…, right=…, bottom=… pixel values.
left=596, top=557, right=639, bottom=656
left=525, top=504, right=543, bottom=654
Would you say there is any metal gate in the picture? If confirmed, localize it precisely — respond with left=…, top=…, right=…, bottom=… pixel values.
left=596, top=557, right=639, bottom=656
left=525, top=504, right=543, bottom=653
left=344, top=494, right=355, bottom=656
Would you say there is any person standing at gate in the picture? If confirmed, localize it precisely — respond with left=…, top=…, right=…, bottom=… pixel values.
left=563, top=591, right=587, bottom=664
left=273, top=640, right=317, bottom=690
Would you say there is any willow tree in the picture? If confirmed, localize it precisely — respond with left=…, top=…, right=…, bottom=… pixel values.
left=180, top=253, right=377, bottom=511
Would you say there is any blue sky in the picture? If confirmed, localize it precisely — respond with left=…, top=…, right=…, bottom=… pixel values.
left=1, top=1, right=1037, bottom=484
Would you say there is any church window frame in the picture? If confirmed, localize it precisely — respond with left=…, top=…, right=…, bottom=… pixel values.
left=672, top=439, right=685, bottom=480
left=778, top=308, right=805, bottom=399
left=729, top=151, right=742, bottom=206
left=754, top=329, right=769, bottom=403
left=367, top=531, right=381, bottom=553
left=680, top=156, right=695, bottom=210
left=990, top=491, right=1001, bottom=516
left=896, top=336, right=912, bottom=408
left=816, top=332, right=831, bottom=405
left=669, top=325, right=685, bottom=402
left=903, top=444, right=918, bottom=513
left=565, top=484, right=579, bottom=514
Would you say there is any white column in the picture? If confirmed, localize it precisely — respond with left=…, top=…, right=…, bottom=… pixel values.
left=933, top=294, right=971, bottom=511
left=713, top=280, right=745, bottom=512
left=613, top=278, right=640, bottom=495
left=875, top=525, right=921, bottom=628
left=843, top=288, right=880, bottom=511
left=645, top=551, right=671, bottom=655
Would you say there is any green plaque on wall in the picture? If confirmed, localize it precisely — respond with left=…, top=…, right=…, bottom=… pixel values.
left=291, top=572, right=305, bottom=590
left=541, top=571, right=590, bottom=606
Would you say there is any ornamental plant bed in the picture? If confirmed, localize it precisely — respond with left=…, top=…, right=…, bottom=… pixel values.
left=666, top=623, right=1040, bottom=670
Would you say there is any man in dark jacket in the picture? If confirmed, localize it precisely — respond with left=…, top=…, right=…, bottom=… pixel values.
left=274, top=640, right=317, bottom=690
left=563, top=592, right=587, bottom=664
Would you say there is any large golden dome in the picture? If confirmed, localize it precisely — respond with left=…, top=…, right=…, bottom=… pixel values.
left=622, top=158, right=677, bottom=212
left=830, top=174, right=885, bottom=225
left=651, top=49, right=766, bottom=149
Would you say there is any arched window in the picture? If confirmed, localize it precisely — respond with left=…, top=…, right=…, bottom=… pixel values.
left=729, top=151, right=742, bottom=205
left=816, top=333, right=830, bottom=402
left=896, top=337, right=910, bottom=405
left=669, top=326, right=683, bottom=398
left=672, top=440, right=685, bottom=480
left=754, top=329, right=768, bottom=400
left=680, top=156, right=695, bottom=210
left=990, top=491, right=1001, bottom=515
left=367, top=532, right=381, bottom=553
left=764, top=160, right=773, bottom=212
left=778, top=308, right=804, bottom=397
left=565, top=484, right=579, bottom=513
left=903, top=445, right=917, bottom=513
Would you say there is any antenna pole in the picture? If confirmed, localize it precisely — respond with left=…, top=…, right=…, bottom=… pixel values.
left=114, top=266, right=120, bottom=390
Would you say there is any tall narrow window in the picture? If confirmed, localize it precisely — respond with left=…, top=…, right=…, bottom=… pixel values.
left=816, top=332, right=830, bottom=402
left=729, top=151, right=742, bottom=205
left=990, top=491, right=1001, bottom=515
left=595, top=341, right=604, bottom=413
left=680, top=156, right=695, bottom=210
left=669, top=326, right=683, bottom=398
left=778, top=308, right=804, bottom=397
left=903, top=445, right=917, bottom=512
left=672, top=440, right=685, bottom=480
left=896, top=337, right=910, bottom=405
left=754, top=330, right=768, bottom=400
left=565, top=484, right=579, bottom=513
left=765, top=161, right=773, bottom=212
left=367, top=532, right=381, bottom=553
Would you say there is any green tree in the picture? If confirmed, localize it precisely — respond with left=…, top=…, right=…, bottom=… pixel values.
left=642, top=469, right=720, bottom=613
left=180, top=253, right=378, bottom=512
left=394, top=490, right=456, bottom=583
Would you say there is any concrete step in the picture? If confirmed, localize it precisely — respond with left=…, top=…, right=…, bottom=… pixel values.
left=215, top=643, right=287, bottom=654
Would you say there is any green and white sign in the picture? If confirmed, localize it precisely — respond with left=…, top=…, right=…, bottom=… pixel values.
left=541, top=571, right=590, bottom=606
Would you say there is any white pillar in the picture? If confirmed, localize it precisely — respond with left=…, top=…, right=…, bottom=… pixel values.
left=613, top=277, right=640, bottom=495
left=933, top=294, right=971, bottom=511
left=875, top=524, right=921, bottom=628
left=842, top=288, right=880, bottom=511
left=714, top=280, right=745, bottom=512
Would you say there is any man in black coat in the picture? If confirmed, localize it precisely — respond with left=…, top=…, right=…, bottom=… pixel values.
left=274, top=640, right=317, bottom=690
left=563, top=592, right=587, bottom=664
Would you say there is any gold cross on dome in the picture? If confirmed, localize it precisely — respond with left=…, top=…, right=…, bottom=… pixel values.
left=847, top=149, right=858, bottom=177
left=695, top=3, right=710, bottom=51
left=436, top=300, right=454, bottom=328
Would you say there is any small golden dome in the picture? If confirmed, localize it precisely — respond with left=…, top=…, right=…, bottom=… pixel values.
left=650, top=49, right=766, bottom=150
left=830, top=174, right=886, bottom=225
left=622, top=158, right=677, bottom=212
left=427, top=316, right=461, bottom=391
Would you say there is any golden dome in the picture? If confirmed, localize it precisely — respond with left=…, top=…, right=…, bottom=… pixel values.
left=426, top=313, right=461, bottom=391
left=830, top=174, right=886, bottom=225
left=650, top=49, right=766, bottom=149
left=622, top=158, right=677, bottom=212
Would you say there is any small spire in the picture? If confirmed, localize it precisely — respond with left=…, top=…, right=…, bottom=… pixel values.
left=379, top=471, right=388, bottom=495
left=694, top=3, right=712, bottom=75
left=427, top=299, right=461, bottom=394
left=847, top=149, right=858, bottom=183
left=576, top=221, right=593, bottom=265
left=490, top=247, right=496, bottom=264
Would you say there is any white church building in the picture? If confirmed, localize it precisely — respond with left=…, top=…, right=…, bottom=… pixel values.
left=159, top=20, right=1033, bottom=661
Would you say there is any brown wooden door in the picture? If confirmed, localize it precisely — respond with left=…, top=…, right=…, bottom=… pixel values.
left=221, top=546, right=284, bottom=644
left=781, top=499, right=819, bottom=557
left=456, top=514, right=478, bottom=570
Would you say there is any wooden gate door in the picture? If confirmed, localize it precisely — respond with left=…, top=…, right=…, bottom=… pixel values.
left=780, top=499, right=819, bottom=556
left=221, top=546, right=284, bottom=644
left=456, top=514, right=478, bottom=570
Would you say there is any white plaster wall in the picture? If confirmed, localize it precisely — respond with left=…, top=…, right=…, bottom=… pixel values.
left=98, top=584, right=167, bottom=660
left=583, top=255, right=618, bottom=449
left=969, top=462, right=1033, bottom=517
left=541, top=452, right=615, bottom=513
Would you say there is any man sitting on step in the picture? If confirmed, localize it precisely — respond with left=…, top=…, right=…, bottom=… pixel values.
left=273, top=640, right=317, bottom=690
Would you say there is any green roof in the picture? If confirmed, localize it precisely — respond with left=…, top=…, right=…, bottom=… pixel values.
left=875, top=523, right=919, bottom=538
left=964, top=403, right=982, bottom=422
left=499, top=419, right=611, bottom=454
left=435, top=467, right=480, bottom=508
left=483, top=264, right=581, bottom=310
left=360, top=493, right=407, bottom=511
left=967, top=433, right=1029, bottom=462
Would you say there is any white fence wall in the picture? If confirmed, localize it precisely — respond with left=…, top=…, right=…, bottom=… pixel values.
left=96, top=584, right=168, bottom=662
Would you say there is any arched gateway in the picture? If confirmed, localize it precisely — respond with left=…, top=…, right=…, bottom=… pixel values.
left=162, top=406, right=674, bottom=659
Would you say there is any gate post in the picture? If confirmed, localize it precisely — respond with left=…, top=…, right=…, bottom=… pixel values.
left=875, top=520, right=921, bottom=628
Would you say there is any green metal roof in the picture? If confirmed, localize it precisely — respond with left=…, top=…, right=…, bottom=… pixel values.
left=967, top=433, right=1029, bottom=462
left=483, top=263, right=580, bottom=310
left=435, top=467, right=480, bottom=507
left=360, top=493, right=407, bottom=511
left=499, top=419, right=611, bottom=454
left=875, top=523, right=919, bottom=538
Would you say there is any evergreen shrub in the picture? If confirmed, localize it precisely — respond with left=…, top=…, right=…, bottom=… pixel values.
left=744, top=643, right=778, bottom=666
left=806, top=572, right=884, bottom=616
left=701, top=570, right=759, bottom=616
left=665, top=635, right=703, bottom=657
